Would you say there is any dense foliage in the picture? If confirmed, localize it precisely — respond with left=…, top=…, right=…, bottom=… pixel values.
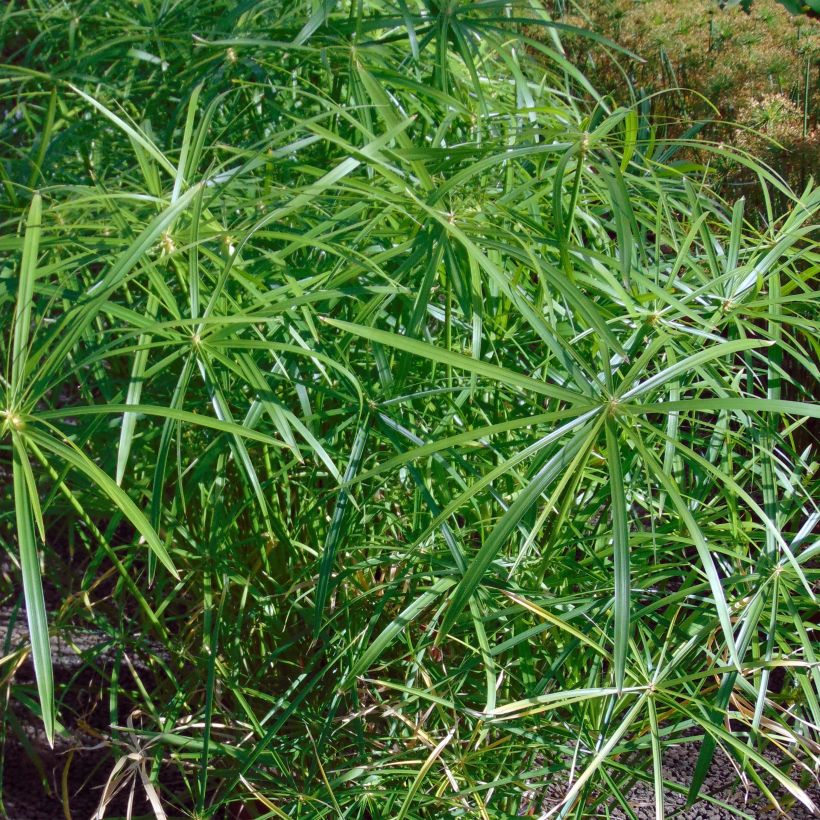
left=1, top=0, right=819, bottom=817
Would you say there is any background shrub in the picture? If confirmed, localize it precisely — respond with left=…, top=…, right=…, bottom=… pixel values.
left=557, top=0, right=819, bottom=199
left=1, top=1, right=818, bottom=816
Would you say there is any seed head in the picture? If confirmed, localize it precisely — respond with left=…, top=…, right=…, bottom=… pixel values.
left=159, top=232, right=175, bottom=255
left=2, top=409, right=23, bottom=432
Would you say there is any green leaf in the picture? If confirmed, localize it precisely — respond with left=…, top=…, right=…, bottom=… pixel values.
left=11, top=192, right=42, bottom=400
left=620, top=339, right=773, bottom=401
left=39, top=403, right=289, bottom=448
left=116, top=297, right=157, bottom=485
left=605, top=418, right=630, bottom=693
left=68, top=85, right=177, bottom=178
left=323, top=317, right=584, bottom=404
left=27, top=429, right=178, bottom=578
left=11, top=433, right=54, bottom=747
left=489, top=686, right=630, bottom=719
left=314, top=418, right=369, bottom=634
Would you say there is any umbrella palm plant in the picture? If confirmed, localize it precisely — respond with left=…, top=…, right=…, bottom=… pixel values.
left=0, top=0, right=818, bottom=816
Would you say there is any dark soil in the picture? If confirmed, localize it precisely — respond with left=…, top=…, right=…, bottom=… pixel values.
left=2, top=738, right=151, bottom=820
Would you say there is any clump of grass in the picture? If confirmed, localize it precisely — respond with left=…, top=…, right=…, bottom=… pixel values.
left=1, top=1, right=818, bottom=817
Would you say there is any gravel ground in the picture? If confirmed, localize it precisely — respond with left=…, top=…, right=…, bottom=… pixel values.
left=529, top=738, right=819, bottom=819
left=620, top=741, right=818, bottom=819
